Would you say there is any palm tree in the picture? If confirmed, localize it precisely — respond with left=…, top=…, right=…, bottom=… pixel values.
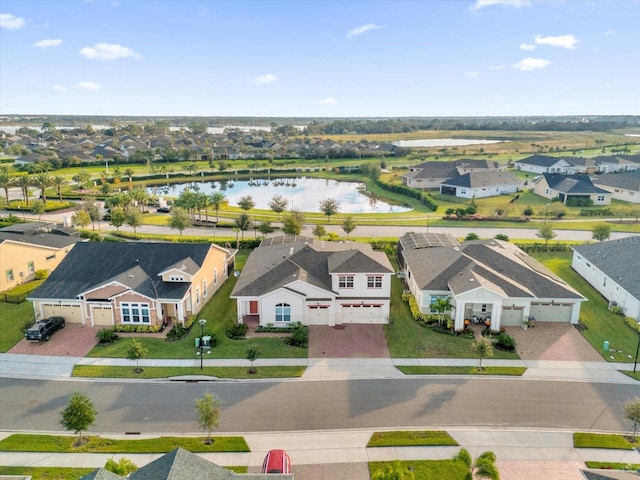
left=454, top=448, right=500, bottom=480
left=52, top=176, right=68, bottom=202
left=209, top=191, right=227, bottom=222
left=0, top=168, right=16, bottom=204
left=32, top=172, right=53, bottom=205
left=15, top=175, right=32, bottom=206
left=434, top=297, right=452, bottom=326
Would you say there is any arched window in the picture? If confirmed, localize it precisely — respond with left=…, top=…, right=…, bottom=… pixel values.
left=275, top=303, right=291, bottom=322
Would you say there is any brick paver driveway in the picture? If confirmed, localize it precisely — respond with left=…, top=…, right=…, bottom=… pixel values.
left=9, top=323, right=100, bottom=357
left=309, top=324, right=390, bottom=358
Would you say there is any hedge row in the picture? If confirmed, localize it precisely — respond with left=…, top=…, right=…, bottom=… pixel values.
left=373, top=180, right=438, bottom=212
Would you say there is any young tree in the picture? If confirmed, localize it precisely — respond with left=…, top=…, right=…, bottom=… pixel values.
left=60, top=392, right=97, bottom=446
left=32, top=173, right=53, bottom=205
left=319, top=198, right=340, bottom=221
left=372, top=460, right=415, bottom=480
left=282, top=209, right=304, bottom=235
left=237, top=195, right=255, bottom=212
left=124, top=207, right=143, bottom=234
left=312, top=224, right=326, bottom=239
left=258, top=221, right=274, bottom=235
left=623, top=397, right=640, bottom=442
left=536, top=223, right=556, bottom=250
left=268, top=194, right=288, bottom=219
left=234, top=213, right=252, bottom=239
left=15, top=174, right=32, bottom=205
left=72, top=210, right=91, bottom=229
left=471, top=337, right=494, bottom=371
left=341, top=215, right=356, bottom=239
left=195, top=392, right=222, bottom=445
left=209, top=191, right=227, bottom=222
left=31, top=200, right=45, bottom=220
left=591, top=223, right=611, bottom=242
left=72, top=171, right=91, bottom=190
left=246, top=345, right=259, bottom=374
left=169, top=207, right=191, bottom=236
left=105, top=457, right=138, bottom=476
left=454, top=448, right=500, bottom=480
left=434, top=297, right=452, bottom=326
left=126, top=338, right=148, bottom=373
left=109, top=207, right=126, bottom=231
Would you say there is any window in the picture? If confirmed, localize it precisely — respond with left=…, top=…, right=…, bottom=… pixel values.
left=202, top=279, right=207, bottom=298
left=121, top=302, right=150, bottom=324
left=545, top=188, right=551, bottom=195
left=338, top=276, right=354, bottom=288
left=367, top=276, right=382, bottom=288
left=214, top=269, right=218, bottom=285
left=460, top=189, right=467, bottom=195
left=5, top=269, right=14, bottom=282
left=596, top=195, right=605, bottom=202
left=169, top=275, right=184, bottom=281
left=46, top=253, right=56, bottom=261
left=27, top=262, right=35, bottom=274
left=195, top=287, right=200, bottom=305
left=275, top=303, right=291, bottom=322
left=429, top=295, right=449, bottom=314
left=481, top=304, right=487, bottom=313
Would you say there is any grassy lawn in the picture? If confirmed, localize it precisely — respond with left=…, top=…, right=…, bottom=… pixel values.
left=620, top=371, right=640, bottom=381
left=397, top=366, right=526, bottom=376
left=367, top=431, right=459, bottom=447
left=72, top=365, right=305, bottom=379
left=584, top=461, right=640, bottom=470
left=573, top=432, right=639, bottom=450
left=0, top=300, right=35, bottom=352
left=369, top=460, right=468, bottom=480
left=0, top=433, right=249, bottom=453
left=385, top=266, right=519, bottom=359
left=532, top=252, right=639, bottom=363
left=0, top=466, right=95, bottom=480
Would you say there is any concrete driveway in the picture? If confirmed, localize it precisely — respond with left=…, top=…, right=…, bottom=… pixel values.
left=308, top=325, right=390, bottom=359
left=9, top=323, right=100, bottom=357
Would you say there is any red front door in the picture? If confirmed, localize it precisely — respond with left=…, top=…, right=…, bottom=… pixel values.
left=249, top=301, right=258, bottom=314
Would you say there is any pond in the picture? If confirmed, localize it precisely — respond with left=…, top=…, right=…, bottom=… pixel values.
left=146, top=177, right=412, bottom=213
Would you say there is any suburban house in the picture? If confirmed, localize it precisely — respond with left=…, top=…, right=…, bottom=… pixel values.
left=514, top=154, right=575, bottom=174
left=397, top=232, right=584, bottom=331
left=231, top=235, right=394, bottom=326
left=401, top=159, right=501, bottom=190
left=0, top=222, right=84, bottom=292
left=593, top=170, right=640, bottom=203
left=589, top=155, right=640, bottom=174
left=532, top=173, right=612, bottom=205
left=80, top=447, right=293, bottom=480
left=439, top=170, right=523, bottom=199
left=571, top=236, right=640, bottom=321
left=28, top=242, right=236, bottom=327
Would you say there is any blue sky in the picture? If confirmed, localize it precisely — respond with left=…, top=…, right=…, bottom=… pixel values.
left=1, top=0, right=639, bottom=117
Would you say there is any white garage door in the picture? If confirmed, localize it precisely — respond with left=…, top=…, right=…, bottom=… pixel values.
left=307, top=305, right=330, bottom=325
left=341, top=304, right=385, bottom=324
left=41, top=303, right=83, bottom=323
left=530, top=302, right=573, bottom=323
left=501, top=306, right=524, bottom=326
left=91, top=305, right=114, bottom=326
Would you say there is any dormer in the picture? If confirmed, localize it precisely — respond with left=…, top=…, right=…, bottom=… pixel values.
left=158, top=257, right=200, bottom=283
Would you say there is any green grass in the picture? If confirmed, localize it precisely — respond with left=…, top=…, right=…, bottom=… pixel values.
left=584, top=461, right=640, bottom=470
left=620, top=370, right=640, bottom=381
left=0, top=300, right=34, bottom=352
left=532, top=252, right=640, bottom=363
left=72, top=365, right=305, bottom=379
left=573, top=432, right=639, bottom=449
left=369, top=460, right=468, bottom=480
left=0, top=466, right=95, bottom=480
left=396, top=366, right=526, bottom=376
left=0, top=433, right=250, bottom=453
left=367, top=431, right=459, bottom=447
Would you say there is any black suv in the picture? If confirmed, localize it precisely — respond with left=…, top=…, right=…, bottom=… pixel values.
left=25, top=316, right=65, bottom=342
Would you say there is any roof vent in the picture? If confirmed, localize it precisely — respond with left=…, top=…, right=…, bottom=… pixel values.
left=469, top=278, right=475, bottom=282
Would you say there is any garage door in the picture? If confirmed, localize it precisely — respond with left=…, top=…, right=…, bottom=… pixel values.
left=530, top=302, right=573, bottom=323
left=41, top=303, right=83, bottom=323
left=341, top=304, right=385, bottom=324
left=307, top=305, right=330, bottom=325
left=501, top=306, right=524, bottom=326
left=91, top=305, right=114, bottom=326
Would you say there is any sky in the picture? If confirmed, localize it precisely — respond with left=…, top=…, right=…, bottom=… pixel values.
left=1, top=0, right=639, bottom=118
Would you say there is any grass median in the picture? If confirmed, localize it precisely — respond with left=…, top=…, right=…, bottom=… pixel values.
left=72, top=365, right=305, bottom=379
left=367, top=430, right=459, bottom=447
left=396, top=366, right=526, bottom=376
left=573, top=432, right=639, bottom=450
left=369, top=460, right=467, bottom=480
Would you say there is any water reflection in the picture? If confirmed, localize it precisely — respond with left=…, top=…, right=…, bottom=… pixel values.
left=146, top=177, right=412, bottom=213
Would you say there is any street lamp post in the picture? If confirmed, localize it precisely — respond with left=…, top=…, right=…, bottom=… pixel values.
left=199, top=318, right=207, bottom=370
left=634, top=331, right=640, bottom=374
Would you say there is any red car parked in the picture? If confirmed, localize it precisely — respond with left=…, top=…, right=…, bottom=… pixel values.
left=261, top=449, right=291, bottom=474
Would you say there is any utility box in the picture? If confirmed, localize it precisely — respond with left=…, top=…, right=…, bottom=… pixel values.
left=202, top=336, right=212, bottom=349
left=195, top=337, right=200, bottom=348
left=603, top=340, right=609, bottom=351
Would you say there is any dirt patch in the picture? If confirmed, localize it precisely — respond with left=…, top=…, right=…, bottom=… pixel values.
left=504, top=323, right=604, bottom=362
left=309, top=325, right=390, bottom=358
left=9, top=323, right=100, bottom=357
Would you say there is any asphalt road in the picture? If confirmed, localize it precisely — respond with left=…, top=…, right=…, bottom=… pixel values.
left=0, top=377, right=634, bottom=435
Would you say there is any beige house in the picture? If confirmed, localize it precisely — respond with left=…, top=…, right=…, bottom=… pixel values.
left=532, top=173, right=612, bottom=206
left=29, top=242, right=236, bottom=327
left=0, top=223, right=83, bottom=292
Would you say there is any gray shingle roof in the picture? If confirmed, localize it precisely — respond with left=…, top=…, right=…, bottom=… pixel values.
left=0, top=231, right=82, bottom=249
left=572, top=236, right=640, bottom=299
left=593, top=170, right=640, bottom=190
left=543, top=173, right=610, bottom=194
left=440, top=170, right=521, bottom=188
left=29, top=242, right=228, bottom=301
left=515, top=154, right=566, bottom=167
left=79, top=469, right=125, bottom=480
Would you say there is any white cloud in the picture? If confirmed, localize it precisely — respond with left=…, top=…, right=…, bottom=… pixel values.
left=346, top=23, right=381, bottom=39
left=319, top=97, right=337, bottom=105
left=489, top=64, right=506, bottom=70
left=53, top=84, right=68, bottom=93
left=513, top=57, right=550, bottom=71
left=33, top=39, right=63, bottom=48
left=79, top=42, right=141, bottom=60
left=471, top=0, right=531, bottom=11
left=253, top=73, right=278, bottom=85
left=0, top=13, right=25, bottom=29
left=465, top=71, right=479, bottom=77
left=534, top=34, right=580, bottom=49
left=520, top=43, right=536, bottom=51
left=75, top=81, right=103, bottom=91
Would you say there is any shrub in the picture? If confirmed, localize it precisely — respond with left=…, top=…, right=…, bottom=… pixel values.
left=494, top=234, right=509, bottom=241
left=226, top=322, right=248, bottom=340
left=22, top=319, right=35, bottom=333
left=34, top=269, right=49, bottom=280
left=465, top=232, right=480, bottom=241
left=625, top=317, right=640, bottom=334
left=610, top=305, right=623, bottom=315
left=96, top=328, right=118, bottom=344
left=494, top=333, right=516, bottom=351
left=166, top=324, right=188, bottom=340
left=284, top=325, right=308, bottom=347
left=113, top=324, right=160, bottom=333
left=523, top=206, right=534, bottom=216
